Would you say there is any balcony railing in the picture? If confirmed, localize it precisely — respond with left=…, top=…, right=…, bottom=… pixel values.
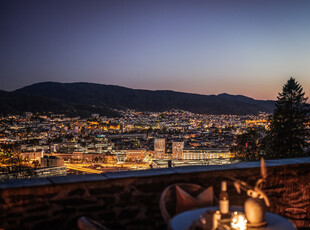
left=0, top=157, right=309, bottom=230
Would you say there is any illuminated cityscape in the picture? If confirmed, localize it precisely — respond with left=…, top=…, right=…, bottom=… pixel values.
left=0, top=110, right=275, bottom=179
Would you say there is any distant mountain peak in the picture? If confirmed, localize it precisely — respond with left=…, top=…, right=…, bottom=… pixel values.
left=11, top=82, right=276, bottom=116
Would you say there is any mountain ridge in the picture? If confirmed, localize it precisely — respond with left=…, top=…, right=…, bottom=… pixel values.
left=17, top=81, right=272, bottom=100
left=10, top=81, right=275, bottom=116
left=0, top=88, right=118, bottom=117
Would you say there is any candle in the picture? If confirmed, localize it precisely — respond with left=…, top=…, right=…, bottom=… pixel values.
left=231, top=211, right=247, bottom=230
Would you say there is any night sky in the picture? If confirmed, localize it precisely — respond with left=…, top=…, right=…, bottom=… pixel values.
left=1, top=0, right=310, bottom=100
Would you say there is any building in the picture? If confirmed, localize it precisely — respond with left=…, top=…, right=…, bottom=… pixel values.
left=126, top=149, right=147, bottom=161
left=91, top=114, right=100, bottom=119
left=41, top=156, right=64, bottom=168
left=113, top=150, right=127, bottom=162
left=35, top=166, right=67, bottom=177
left=172, top=142, right=184, bottom=159
left=72, top=151, right=83, bottom=161
left=20, top=151, right=44, bottom=161
left=154, top=138, right=166, bottom=159
left=105, top=152, right=116, bottom=163
left=52, top=153, right=73, bottom=162
left=107, top=133, right=147, bottom=141
left=82, top=153, right=104, bottom=162
left=182, top=148, right=232, bottom=160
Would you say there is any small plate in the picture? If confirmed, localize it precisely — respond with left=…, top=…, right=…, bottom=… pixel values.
left=247, top=220, right=267, bottom=228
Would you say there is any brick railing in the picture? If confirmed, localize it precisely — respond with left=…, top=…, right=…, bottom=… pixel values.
left=0, top=157, right=310, bottom=230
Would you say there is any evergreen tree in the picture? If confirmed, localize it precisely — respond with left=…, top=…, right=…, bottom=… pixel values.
left=264, top=77, right=309, bottom=158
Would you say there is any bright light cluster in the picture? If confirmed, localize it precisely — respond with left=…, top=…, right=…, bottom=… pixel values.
left=231, top=211, right=247, bottom=230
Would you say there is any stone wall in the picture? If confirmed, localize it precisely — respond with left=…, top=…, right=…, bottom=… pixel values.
left=0, top=157, right=310, bottom=230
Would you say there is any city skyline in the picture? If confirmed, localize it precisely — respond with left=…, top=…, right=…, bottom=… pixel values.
left=1, top=0, right=310, bottom=100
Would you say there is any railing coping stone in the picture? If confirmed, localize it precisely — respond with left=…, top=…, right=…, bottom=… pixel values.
left=0, top=177, right=52, bottom=189
left=105, top=168, right=174, bottom=179
left=168, top=164, right=237, bottom=173
left=48, top=173, right=109, bottom=185
left=0, top=157, right=309, bottom=190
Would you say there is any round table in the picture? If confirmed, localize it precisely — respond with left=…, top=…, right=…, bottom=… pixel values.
left=169, top=206, right=296, bottom=230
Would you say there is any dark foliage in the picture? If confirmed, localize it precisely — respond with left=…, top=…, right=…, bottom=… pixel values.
left=15, top=82, right=275, bottom=115
left=231, top=127, right=266, bottom=161
left=263, top=77, right=310, bottom=158
left=0, top=90, right=118, bottom=117
left=0, top=90, right=70, bottom=115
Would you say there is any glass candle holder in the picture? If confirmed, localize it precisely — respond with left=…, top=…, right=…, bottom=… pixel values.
left=231, top=211, right=247, bottom=230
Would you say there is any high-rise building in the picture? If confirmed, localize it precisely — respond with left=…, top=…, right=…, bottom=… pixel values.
left=154, top=138, right=166, bottom=159
left=172, top=142, right=184, bottom=159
